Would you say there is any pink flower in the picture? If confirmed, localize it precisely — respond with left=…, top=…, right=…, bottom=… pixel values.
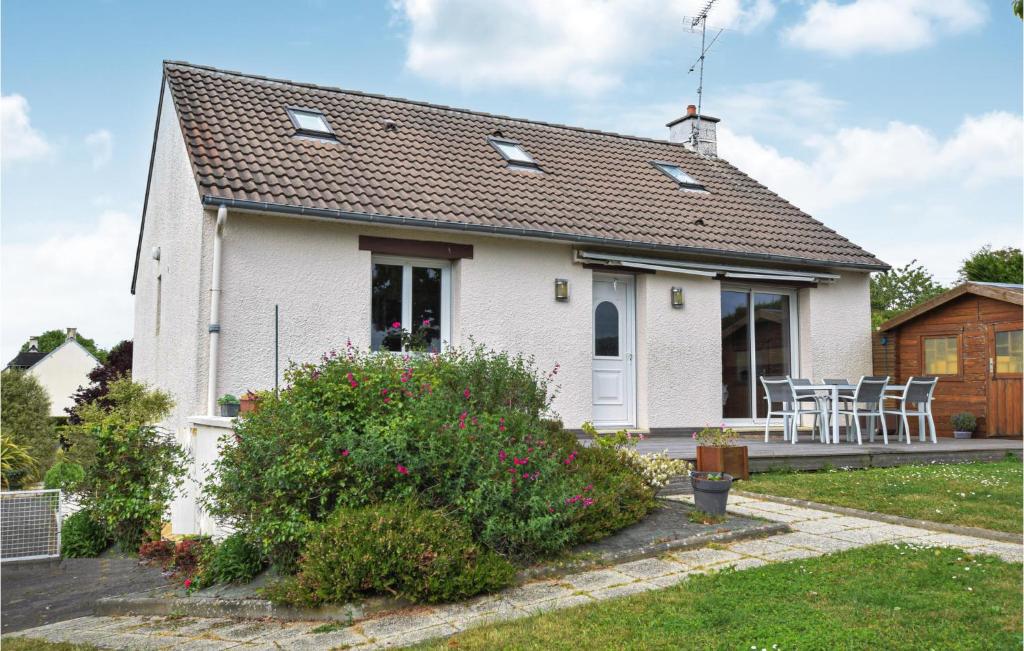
left=513, top=456, right=529, bottom=466
left=383, top=397, right=392, bottom=404
left=463, top=388, right=471, bottom=399
left=498, top=450, right=507, bottom=461
left=391, top=321, right=402, bottom=329
left=341, top=449, right=350, bottom=457
left=184, top=578, right=192, bottom=588
left=422, top=318, right=431, bottom=326
left=396, top=464, right=409, bottom=475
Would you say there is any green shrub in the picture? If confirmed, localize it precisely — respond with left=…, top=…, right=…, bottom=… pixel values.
left=61, top=510, right=111, bottom=558
left=198, top=533, right=264, bottom=586
left=1, top=434, right=37, bottom=489
left=267, top=501, right=516, bottom=606
left=44, top=453, right=85, bottom=491
left=567, top=446, right=656, bottom=543
left=951, top=412, right=977, bottom=432
left=64, top=379, right=187, bottom=551
left=0, top=370, right=58, bottom=486
left=203, top=345, right=648, bottom=570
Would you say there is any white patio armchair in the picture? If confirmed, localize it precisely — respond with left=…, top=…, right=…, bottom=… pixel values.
left=791, top=378, right=831, bottom=443
left=835, top=376, right=890, bottom=445
left=760, top=376, right=828, bottom=444
left=882, top=376, right=939, bottom=444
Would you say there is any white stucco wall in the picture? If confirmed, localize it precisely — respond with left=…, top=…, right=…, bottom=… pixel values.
left=637, top=272, right=722, bottom=430
left=27, top=341, right=98, bottom=417
left=131, top=84, right=210, bottom=534
left=797, top=272, right=873, bottom=382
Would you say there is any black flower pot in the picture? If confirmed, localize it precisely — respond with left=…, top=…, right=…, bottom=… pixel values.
left=691, top=471, right=733, bottom=515
left=219, top=403, right=240, bottom=418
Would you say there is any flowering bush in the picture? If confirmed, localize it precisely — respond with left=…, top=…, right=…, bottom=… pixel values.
left=203, top=344, right=653, bottom=572
left=581, top=422, right=689, bottom=490
left=693, top=425, right=738, bottom=448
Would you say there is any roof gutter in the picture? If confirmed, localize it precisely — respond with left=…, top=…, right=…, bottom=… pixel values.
left=201, top=196, right=890, bottom=273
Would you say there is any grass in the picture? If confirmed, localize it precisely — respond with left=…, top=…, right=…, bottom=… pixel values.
left=687, top=510, right=726, bottom=525
left=741, top=457, right=1023, bottom=533
left=412, top=544, right=1022, bottom=650
left=1, top=641, right=100, bottom=651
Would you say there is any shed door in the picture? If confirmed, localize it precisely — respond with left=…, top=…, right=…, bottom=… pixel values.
left=988, top=322, right=1022, bottom=436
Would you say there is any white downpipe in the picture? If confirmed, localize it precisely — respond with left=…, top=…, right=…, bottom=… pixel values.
left=207, top=205, right=227, bottom=416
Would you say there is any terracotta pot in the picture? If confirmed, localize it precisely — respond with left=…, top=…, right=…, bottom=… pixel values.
left=239, top=395, right=261, bottom=416
left=696, top=445, right=749, bottom=481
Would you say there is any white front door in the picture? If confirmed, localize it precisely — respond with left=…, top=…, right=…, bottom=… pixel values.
left=592, top=274, right=636, bottom=427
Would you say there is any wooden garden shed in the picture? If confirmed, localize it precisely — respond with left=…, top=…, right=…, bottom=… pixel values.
left=874, top=282, right=1023, bottom=438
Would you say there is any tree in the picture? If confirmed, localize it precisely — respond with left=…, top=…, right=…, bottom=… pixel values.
left=0, top=370, right=58, bottom=487
left=20, top=329, right=106, bottom=362
left=1015, top=0, right=1023, bottom=19
left=958, top=246, right=1023, bottom=284
left=66, top=340, right=133, bottom=424
left=870, top=261, right=946, bottom=328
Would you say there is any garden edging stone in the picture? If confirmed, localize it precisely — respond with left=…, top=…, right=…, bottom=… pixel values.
left=733, top=489, right=1024, bottom=544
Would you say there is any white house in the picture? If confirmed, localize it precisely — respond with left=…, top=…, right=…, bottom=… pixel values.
left=6, top=329, right=99, bottom=418
left=131, top=62, right=887, bottom=535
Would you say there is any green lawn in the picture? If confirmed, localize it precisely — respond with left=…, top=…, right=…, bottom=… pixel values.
left=412, top=545, right=1022, bottom=651
left=741, top=457, right=1023, bottom=533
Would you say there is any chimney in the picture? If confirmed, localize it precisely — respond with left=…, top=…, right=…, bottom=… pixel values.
left=666, top=104, right=720, bottom=157
left=28, top=337, right=39, bottom=352
left=66, top=327, right=77, bottom=341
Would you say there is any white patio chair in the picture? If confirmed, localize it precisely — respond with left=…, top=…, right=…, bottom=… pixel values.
left=835, top=376, right=889, bottom=445
left=791, top=378, right=830, bottom=443
left=882, top=376, right=939, bottom=444
left=760, top=377, right=826, bottom=444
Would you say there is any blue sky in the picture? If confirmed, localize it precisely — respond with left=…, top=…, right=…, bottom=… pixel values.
left=2, top=0, right=1022, bottom=360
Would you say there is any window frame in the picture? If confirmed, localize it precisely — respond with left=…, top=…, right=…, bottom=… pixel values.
left=286, top=107, right=336, bottom=139
left=992, top=324, right=1023, bottom=378
left=921, top=333, right=962, bottom=378
left=651, top=160, right=706, bottom=191
left=487, top=136, right=541, bottom=170
left=370, top=254, right=452, bottom=353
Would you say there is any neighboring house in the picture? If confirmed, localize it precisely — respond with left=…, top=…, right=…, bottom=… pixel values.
left=874, top=282, right=1023, bottom=438
left=5, top=329, right=99, bottom=418
left=131, top=62, right=887, bottom=534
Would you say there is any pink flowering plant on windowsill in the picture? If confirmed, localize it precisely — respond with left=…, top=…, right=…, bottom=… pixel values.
left=202, top=340, right=657, bottom=603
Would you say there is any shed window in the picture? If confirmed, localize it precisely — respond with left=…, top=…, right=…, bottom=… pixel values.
left=489, top=138, right=539, bottom=169
left=287, top=108, right=333, bottom=137
left=995, top=330, right=1023, bottom=374
left=923, top=336, right=959, bottom=375
left=652, top=162, right=705, bottom=191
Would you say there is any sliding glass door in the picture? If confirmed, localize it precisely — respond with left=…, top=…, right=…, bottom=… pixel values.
left=721, top=287, right=798, bottom=421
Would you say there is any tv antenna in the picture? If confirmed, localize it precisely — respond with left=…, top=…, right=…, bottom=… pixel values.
left=684, top=0, right=725, bottom=152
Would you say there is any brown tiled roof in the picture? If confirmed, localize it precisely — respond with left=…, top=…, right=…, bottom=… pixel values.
left=161, top=61, right=886, bottom=270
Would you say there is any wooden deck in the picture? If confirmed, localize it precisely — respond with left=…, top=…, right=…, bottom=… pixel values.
left=631, top=436, right=1022, bottom=473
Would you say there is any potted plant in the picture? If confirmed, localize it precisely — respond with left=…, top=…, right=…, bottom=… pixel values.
left=951, top=412, right=977, bottom=439
left=690, top=471, right=733, bottom=515
left=217, top=394, right=240, bottom=418
left=239, top=391, right=262, bottom=416
left=693, top=425, right=748, bottom=480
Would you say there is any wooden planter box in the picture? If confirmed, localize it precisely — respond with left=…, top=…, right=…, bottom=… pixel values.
left=239, top=394, right=261, bottom=416
left=696, top=445, right=749, bottom=481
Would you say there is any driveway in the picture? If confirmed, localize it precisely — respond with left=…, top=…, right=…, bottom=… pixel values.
left=1, top=555, right=169, bottom=633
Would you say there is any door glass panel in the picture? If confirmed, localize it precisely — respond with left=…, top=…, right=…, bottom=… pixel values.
left=753, top=293, right=791, bottom=417
left=371, top=263, right=403, bottom=351
left=721, top=290, right=751, bottom=418
left=411, top=266, right=442, bottom=353
left=995, top=330, right=1023, bottom=374
left=594, top=301, right=619, bottom=357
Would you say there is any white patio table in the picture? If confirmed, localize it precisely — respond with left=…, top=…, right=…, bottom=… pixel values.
left=801, top=382, right=908, bottom=444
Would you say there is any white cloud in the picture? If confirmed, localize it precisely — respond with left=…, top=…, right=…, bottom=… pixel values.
left=393, top=0, right=775, bottom=94
left=785, top=0, right=987, bottom=56
left=715, top=80, right=843, bottom=138
left=718, top=111, right=1023, bottom=213
left=85, top=129, right=113, bottom=168
left=1, top=94, right=51, bottom=165
left=1, top=211, right=136, bottom=363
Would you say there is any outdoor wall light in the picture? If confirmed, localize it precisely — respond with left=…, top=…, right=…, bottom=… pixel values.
left=671, top=286, right=684, bottom=308
left=554, top=278, right=569, bottom=301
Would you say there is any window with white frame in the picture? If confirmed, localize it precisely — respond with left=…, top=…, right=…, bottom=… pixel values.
left=371, top=256, right=451, bottom=352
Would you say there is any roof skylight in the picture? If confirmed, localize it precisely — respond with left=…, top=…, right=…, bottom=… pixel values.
left=489, top=137, right=539, bottom=169
left=653, top=162, right=704, bottom=191
left=287, top=107, right=334, bottom=137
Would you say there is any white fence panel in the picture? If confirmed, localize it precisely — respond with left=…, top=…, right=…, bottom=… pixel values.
left=0, top=489, right=62, bottom=562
